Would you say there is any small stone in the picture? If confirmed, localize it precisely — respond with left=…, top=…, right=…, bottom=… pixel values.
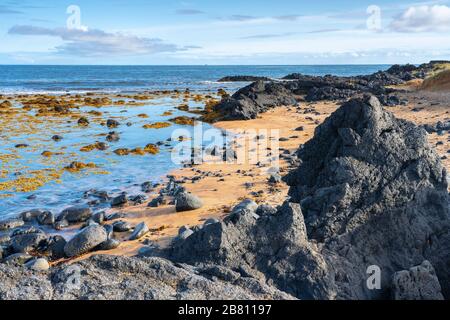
left=112, top=221, right=133, bottom=232
left=175, top=192, right=203, bottom=212
left=25, top=258, right=50, bottom=271
left=64, top=225, right=108, bottom=258
left=129, top=222, right=149, bottom=240
left=111, top=194, right=128, bottom=207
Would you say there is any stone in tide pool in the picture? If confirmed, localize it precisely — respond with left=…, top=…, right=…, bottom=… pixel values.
left=0, top=218, right=24, bottom=231
left=64, top=225, right=107, bottom=258
left=129, top=222, right=149, bottom=240
left=97, top=239, right=120, bottom=251
left=59, top=206, right=92, bottom=223
left=111, top=194, right=128, bottom=207
left=10, top=232, right=47, bottom=253
left=175, top=192, right=203, bottom=212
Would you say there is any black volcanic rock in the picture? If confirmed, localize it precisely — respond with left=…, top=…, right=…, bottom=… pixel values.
left=209, top=81, right=297, bottom=121
left=284, top=95, right=450, bottom=298
left=218, top=75, right=271, bottom=82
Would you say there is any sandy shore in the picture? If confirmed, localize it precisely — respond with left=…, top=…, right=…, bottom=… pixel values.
left=95, top=96, right=449, bottom=259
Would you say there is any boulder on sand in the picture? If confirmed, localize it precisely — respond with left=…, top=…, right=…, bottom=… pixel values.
left=0, top=218, right=24, bottom=231
left=58, top=206, right=92, bottom=223
left=175, top=192, right=203, bottom=212
left=64, top=225, right=107, bottom=258
left=129, top=222, right=149, bottom=241
left=209, top=81, right=297, bottom=121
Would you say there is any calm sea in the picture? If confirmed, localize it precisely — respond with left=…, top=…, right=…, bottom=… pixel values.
left=0, top=65, right=390, bottom=217
left=0, top=65, right=389, bottom=94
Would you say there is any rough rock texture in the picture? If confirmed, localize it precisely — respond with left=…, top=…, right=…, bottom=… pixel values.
left=391, top=261, right=444, bottom=300
left=0, top=255, right=294, bottom=300
left=210, top=81, right=297, bottom=121
left=64, top=225, right=107, bottom=258
left=175, top=192, right=204, bottom=212
left=58, top=206, right=92, bottom=223
left=284, top=95, right=450, bottom=298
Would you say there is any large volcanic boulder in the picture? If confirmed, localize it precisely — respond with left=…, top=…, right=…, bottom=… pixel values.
left=210, top=81, right=297, bottom=121
left=168, top=201, right=337, bottom=300
left=284, top=95, right=450, bottom=298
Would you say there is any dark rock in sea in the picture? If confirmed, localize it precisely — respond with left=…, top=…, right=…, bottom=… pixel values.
left=141, top=181, right=153, bottom=193
left=175, top=192, right=204, bottom=212
left=106, top=119, right=120, bottom=128
left=37, top=211, right=55, bottom=226
left=10, top=232, right=47, bottom=253
left=111, top=194, right=128, bottom=207
left=218, top=75, right=272, bottom=82
left=112, top=221, right=133, bottom=232
left=20, top=209, right=43, bottom=222
left=64, top=225, right=108, bottom=258
left=77, top=117, right=89, bottom=126
left=106, top=131, right=120, bottom=142
left=54, top=219, right=69, bottom=231
left=51, top=135, right=63, bottom=141
left=58, top=206, right=92, bottom=223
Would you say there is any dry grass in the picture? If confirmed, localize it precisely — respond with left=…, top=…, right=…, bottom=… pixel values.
left=421, top=69, right=450, bottom=91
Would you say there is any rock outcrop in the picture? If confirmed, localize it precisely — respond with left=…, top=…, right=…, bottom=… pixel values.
left=208, top=81, right=297, bottom=121
left=0, top=255, right=294, bottom=300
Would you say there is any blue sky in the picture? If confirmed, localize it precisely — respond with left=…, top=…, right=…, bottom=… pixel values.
left=1, top=0, right=450, bottom=64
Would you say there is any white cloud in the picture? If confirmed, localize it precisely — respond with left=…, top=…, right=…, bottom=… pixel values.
left=8, top=25, right=184, bottom=57
left=390, top=5, right=450, bottom=32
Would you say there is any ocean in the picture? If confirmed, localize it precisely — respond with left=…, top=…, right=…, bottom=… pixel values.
left=0, top=65, right=390, bottom=217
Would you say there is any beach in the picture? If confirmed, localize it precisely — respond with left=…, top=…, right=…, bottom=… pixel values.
left=77, top=88, right=450, bottom=260
left=1, top=62, right=450, bottom=300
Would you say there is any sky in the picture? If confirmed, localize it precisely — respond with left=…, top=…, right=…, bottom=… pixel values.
left=1, top=0, right=450, bottom=65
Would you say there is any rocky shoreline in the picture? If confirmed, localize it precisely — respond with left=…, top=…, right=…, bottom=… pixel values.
left=1, top=62, right=450, bottom=300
